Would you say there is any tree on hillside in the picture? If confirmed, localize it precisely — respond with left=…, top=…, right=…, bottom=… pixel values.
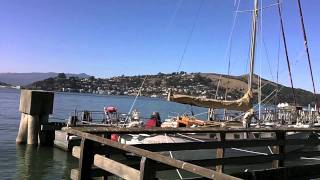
left=57, top=73, right=66, bottom=79
left=89, top=76, right=95, bottom=82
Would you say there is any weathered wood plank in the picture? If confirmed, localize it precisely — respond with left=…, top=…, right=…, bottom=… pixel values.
left=286, top=150, right=320, bottom=158
left=72, top=138, right=320, bottom=157
left=216, top=132, right=225, bottom=173
left=145, top=155, right=284, bottom=172
left=272, top=132, right=285, bottom=168
left=73, top=146, right=283, bottom=169
left=73, top=146, right=320, bottom=170
left=94, top=154, right=140, bottom=180
left=134, top=139, right=283, bottom=151
left=79, top=138, right=95, bottom=180
left=111, top=138, right=320, bottom=152
left=91, top=139, right=285, bottom=153
left=41, top=122, right=66, bottom=131
left=232, top=163, right=320, bottom=180
left=67, top=129, right=240, bottom=179
left=72, top=146, right=81, bottom=158
left=71, top=168, right=109, bottom=180
left=140, top=157, right=156, bottom=180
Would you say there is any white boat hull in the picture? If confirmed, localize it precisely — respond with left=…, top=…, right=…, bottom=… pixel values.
left=120, top=132, right=315, bottom=161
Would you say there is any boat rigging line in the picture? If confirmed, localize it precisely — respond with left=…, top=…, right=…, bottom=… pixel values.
left=277, top=0, right=297, bottom=106
left=297, top=0, right=319, bottom=110
left=172, top=0, right=203, bottom=116
left=176, top=133, right=269, bottom=156
left=275, top=24, right=281, bottom=103
left=262, top=38, right=275, bottom=82
left=235, top=2, right=281, bottom=13
left=176, top=0, right=204, bottom=73
left=258, top=0, right=264, bottom=120
left=221, top=0, right=241, bottom=120
left=215, top=74, right=222, bottom=100
left=165, top=0, right=183, bottom=32
left=164, top=133, right=184, bottom=180
left=223, top=0, right=241, bottom=101
left=232, top=86, right=284, bottom=121
left=248, top=0, right=259, bottom=93
left=274, top=19, right=281, bottom=121
left=126, top=76, right=148, bottom=120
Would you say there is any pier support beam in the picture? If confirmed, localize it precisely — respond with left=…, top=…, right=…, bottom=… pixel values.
left=27, top=115, right=40, bottom=145
left=140, top=157, right=156, bottom=180
left=16, top=90, right=54, bottom=145
left=16, top=113, right=28, bottom=144
left=272, top=131, right=286, bottom=168
left=216, top=132, right=226, bottom=173
left=79, top=138, right=95, bottom=180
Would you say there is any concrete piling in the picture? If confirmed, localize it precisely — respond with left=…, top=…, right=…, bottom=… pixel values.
left=27, top=115, right=40, bottom=145
left=16, top=90, right=54, bottom=145
left=16, top=113, right=28, bottom=144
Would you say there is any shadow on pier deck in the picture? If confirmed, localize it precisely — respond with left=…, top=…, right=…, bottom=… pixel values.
left=64, top=127, right=320, bottom=180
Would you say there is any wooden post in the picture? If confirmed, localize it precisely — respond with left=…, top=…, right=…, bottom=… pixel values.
left=208, top=108, right=214, bottom=121
left=79, top=137, right=95, bottom=180
left=102, top=133, right=112, bottom=180
left=140, top=156, right=156, bottom=180
left=216, top=132, right=226, bottom=173
left=38, top=115, right=52, bottom=145
left=272, top=131, right=285, bottom=168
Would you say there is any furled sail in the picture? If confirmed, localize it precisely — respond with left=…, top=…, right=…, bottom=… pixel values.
left=168, top=90, right=253, bottom=111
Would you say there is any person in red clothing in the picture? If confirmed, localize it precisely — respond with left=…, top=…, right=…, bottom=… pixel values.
left=145, top=112, right=161, bottom=128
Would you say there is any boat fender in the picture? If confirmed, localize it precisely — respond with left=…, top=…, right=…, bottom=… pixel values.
left=111, top=134, right=119, bottom=141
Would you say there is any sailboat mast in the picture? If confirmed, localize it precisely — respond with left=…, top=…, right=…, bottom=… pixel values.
left=297, top=0, right=319, bottom=109
left=277, top=0, right=297, bottom=106
left=248, top=0, right=259, bottom=92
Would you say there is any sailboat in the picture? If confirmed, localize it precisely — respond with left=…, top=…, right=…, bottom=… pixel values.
left=167, top=0, right=319, bottom=129
left=119, top=0, right=319, bottom=161
left=166, top=0, right=258, bottom=129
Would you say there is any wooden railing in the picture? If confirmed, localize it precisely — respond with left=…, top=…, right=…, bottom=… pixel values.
left=64, top=127, right=320, bottom=180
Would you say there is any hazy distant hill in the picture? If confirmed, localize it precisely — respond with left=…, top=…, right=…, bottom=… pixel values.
left=27, top=72, right=320, bottom=106
left=0, top=72, right=90, bottom=86
left=0, top=81, right=11, bottom=87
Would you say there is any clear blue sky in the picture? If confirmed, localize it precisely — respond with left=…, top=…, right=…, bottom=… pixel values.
left=0, top=0, right=319, bottom=92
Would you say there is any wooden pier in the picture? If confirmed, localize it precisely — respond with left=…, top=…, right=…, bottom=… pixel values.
left=64, top=126, right=320, bottom=180
left=16, top=91, right=320, bottom=179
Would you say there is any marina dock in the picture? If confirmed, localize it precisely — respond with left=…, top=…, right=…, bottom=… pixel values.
left=16, top=90, right=320, bottom=180
left=63, top=126, right=320, bottom=180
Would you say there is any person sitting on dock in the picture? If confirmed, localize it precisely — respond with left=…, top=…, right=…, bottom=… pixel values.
left=145, top=112, right=161, bottom=128
left=103, top=106, right=118, bottom=124
left=242, top=109, right=258, bottom=128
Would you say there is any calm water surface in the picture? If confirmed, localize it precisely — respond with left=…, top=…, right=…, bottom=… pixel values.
left=0, top=88, right=207, bottom=180
left=0, top=88, right=318, bottom=179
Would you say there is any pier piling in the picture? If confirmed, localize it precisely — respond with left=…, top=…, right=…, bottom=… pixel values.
left=16, top=113, right=28, bottom=144
left=16, top=90, right=54, bottom=145
left=27, top=115, right=40, bottom=145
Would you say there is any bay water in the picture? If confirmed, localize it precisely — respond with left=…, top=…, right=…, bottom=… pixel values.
left=0, top=88, right=318, bottom=179
left=0, top=88, right=208, bottom=179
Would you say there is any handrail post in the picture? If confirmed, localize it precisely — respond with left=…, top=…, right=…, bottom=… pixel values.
left=216, top=132, right=226, bottom=173
left=140, top=156, right=156, bottom=180
left=79, top=137, right=95, bottom=180
left=102, top=133, right=112, bottom=179
left=272, top=131, right=286, bottom=168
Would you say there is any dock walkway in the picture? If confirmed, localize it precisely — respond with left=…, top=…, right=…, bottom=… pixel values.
left=64, top=126, right=320, bottom=179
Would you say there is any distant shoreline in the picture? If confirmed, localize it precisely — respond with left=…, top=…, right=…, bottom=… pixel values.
left=55, top=91, right=166, bottom=101
left=0, top=87, right=167, bottom=102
